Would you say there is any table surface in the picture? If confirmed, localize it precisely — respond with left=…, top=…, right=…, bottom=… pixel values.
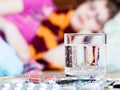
left=0, top=70, right=120, bottom=82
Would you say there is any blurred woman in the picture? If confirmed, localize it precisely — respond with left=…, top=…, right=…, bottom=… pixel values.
left=0, top=0, right=120, bottom=76
left=28, top=0, right=120, bottom=70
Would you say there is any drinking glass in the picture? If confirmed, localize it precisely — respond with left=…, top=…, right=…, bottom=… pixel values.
left=64, top=33, right=107, bottom=80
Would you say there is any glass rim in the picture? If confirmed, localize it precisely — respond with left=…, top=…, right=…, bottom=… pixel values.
left=64, top=33, right=106, bottom=36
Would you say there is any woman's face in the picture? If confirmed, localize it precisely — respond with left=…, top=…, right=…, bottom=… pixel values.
left=70, top=0, right=110, bottom=33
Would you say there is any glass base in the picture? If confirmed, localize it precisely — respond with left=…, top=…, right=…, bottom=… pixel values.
left=65, top=66, right=106, bottom=80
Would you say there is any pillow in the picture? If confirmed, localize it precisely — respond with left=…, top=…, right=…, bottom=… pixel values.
left=0, top=38, right=24, bottom=76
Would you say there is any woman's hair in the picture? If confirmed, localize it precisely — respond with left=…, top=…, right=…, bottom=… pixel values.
left=86, top=0, right=120, bottom=19
left=107, top=0, right=120, bottom=18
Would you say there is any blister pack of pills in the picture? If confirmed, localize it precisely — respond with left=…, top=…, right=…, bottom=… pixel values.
left=0, top=75, right=118, bottom=90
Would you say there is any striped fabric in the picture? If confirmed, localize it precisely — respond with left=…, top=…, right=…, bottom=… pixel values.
left=29, top=9, right=75, bottom=70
